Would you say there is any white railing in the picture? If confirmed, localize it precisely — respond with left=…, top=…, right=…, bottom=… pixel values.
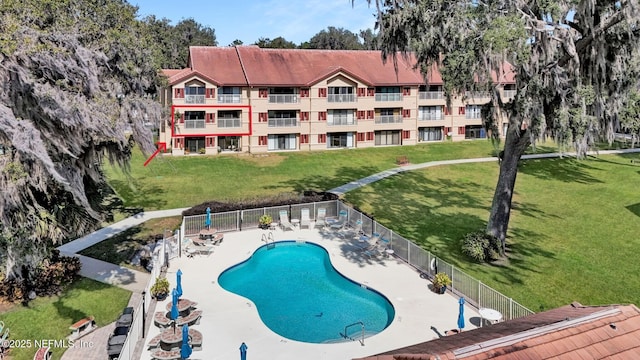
left=465, top=113, right=482, bottom=119
left=419, top=91, right=444, bottom=100
left=184, top=120, right=205, bottom=129
left=375, top=93, right=402, bottom=101
left=465, top=91, right=490, bottom=98
left=185, top=95, right=205, bottom=104
left=419, top=113, right=444, bottom=121
left=503, top=90, right=516, bottom=98
left=375, top=115, right=404, bottom=124
left=181, top=200, right=534, bottom=321
left=218, top=118, right=241, bottom=128
left=328, top=116, right=356, bottom=126
left=327, top=94, right=356, bottom=102
left=268, top=94, right=298, bottom=103
left=268, top=118, right=297, bottom=127
left=218, top=94, right=242, bottom=103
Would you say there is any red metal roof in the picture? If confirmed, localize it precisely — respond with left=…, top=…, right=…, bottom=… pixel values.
left=162, top=46, right=515, bottom=87
left=354, top=303, right=640, bottom=360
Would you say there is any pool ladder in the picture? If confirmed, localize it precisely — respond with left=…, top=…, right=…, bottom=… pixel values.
left=261, top=232, right=275, bottom=248
left=341, top=321, right=365, bottom=346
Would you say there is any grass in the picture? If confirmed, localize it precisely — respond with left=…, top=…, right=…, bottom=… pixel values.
left=0, top=278, right=130, bottom=360
left=78, top=216, right=182, bottom=269
left=104, top=141, right=506, bottom=210
left=343, top=153, right=640, bottom=311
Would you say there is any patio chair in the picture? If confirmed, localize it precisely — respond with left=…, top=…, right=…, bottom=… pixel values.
left=279, top=210, right=295, bottom=231
left=315, top=208, right=327, bottom=229
left=329, top=210, right=348, bottom=231
left=193, top=241, right=215, bottom=256
left=300, top=208, right=311, bottom=229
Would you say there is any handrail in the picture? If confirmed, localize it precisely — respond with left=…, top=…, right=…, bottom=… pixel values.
left=342, top=321, right=365, bottom=346
left=267, top=232, right=274, bottom=243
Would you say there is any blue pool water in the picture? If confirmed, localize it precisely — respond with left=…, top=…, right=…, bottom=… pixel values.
left=217, top=241, right=395, bottom=343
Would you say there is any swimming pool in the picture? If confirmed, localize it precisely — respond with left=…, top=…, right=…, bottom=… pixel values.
left=217, top=241, right=395, bottom=343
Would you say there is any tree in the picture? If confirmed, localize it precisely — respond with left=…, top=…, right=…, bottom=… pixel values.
left=620, top=91, right=640, bottom=148
left=359, top=28, right=379, bottom=50
left=305, top=26, right=364, bottom=50
left=167, top=18, right=217, bottom=67
left=229, top=39, right=244, bottom=46
left=365, top=0, right=640, bottom=254
left=254, top=36, right=297, bottom=49
left=0, top=0, right=162, bottom=295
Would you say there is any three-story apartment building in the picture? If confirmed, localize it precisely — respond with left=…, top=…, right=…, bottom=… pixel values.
left=158, top=46, right=515, bottom=155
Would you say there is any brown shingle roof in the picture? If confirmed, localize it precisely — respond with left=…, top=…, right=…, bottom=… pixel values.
left=163, top=46, right=516, bottom=87
left=355, top=303, right=640, bottom=360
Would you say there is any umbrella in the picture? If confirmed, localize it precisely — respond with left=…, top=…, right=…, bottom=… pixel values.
left=204, top=207, right=211, bottom=229
left=181, top=324, right=192, bottom=359
left=457, top=297, right=466, bottom=331
left=170, top=288, right=179, bottom=321
left=176, top=269, right=183, bottom=298
left=239, top=342, right=248, bottom=360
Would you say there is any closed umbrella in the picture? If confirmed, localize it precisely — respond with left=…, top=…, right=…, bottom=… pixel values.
left=240, top=342, right=248, bottom=360
left=181, top=324, right=192, bottom=359
left=176, top=269, right=183, bottom=298
left=204, top=207, right=211, bottom=229
left=170, top=288, right=179, bottom=321
left=457, top=297, right=465, bottom=331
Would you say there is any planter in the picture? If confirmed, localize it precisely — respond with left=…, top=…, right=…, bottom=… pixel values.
left=154, top=293, right=168, bottom=301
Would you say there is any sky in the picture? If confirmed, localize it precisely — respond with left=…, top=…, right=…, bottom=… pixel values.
left=128, top=0, right=378, bottom=47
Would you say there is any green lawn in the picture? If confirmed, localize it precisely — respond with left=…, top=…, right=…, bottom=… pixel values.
left=343, top=153, right=640, bottom=311
left=0, top=278, right=130, bottom=360
left=102, top=141, right=639, bottom=312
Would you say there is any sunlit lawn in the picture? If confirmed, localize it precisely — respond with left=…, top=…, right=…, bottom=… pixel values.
left=343, top=153, right=640, bottom=311
left=1, top=278, right=130, bottom=360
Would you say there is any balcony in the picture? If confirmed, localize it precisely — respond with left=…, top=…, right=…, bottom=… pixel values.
left=419, top=113, right=444, bottom=121
left=218, top=94, right=242, bottom=104
left=419, top=91, right=444, bottom=100
left=268, top=94, right=298, bottom=103
left=218, top=118, right=242, bottom=128
left=465, top=91, right=490, bottom=99
left=465, top=113, right=482, bottom=119
left=327, top=94, right=356, bottom=103
left=268, top=118, right=297, bottom=127
left=328, top=116, right=356, bottom=126
left=503, top=90, right=516, bottom=98
left=375, top=93, right=402, bottom=101
left=374, top=115, right=404, bottom=124
left=184, top=120, right=205, bottom=129
left=185, top=95, right=206, bottom=104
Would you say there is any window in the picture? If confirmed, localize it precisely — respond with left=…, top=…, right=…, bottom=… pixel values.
left=300, top=88, right=310, bottom=97
left=458, top=127, right=465, bottom=135
left=465, top=105, right=482, bottom=119
left=268, top=110, right=297, bottom=127
left=402, top=109, right=411, bottom=118
left=318, top=88, right=327, bottom=97
left=258, top=88, right=268, bottom=98
left=184, top=111, right=205, bottom=129
left=402, top=130, right=411, bottom=139
left=184, top=86, right=205, bottom=95
left=218, top=87, right=241, bottom=103
left=300, top=134, right=309, bottom=144
left=300, top=112, right=309, bottom=121
left=465, top=125, right=487, bottom=139
left=206, top=137, right=215, bottom=148
left=328, top=109, right=355, bottom=125
left=269, top=88, right=297, bottom=103
left=419, top=106, right=443, bottom=120
left=318, top=134, right=327, bottom=143
left=258, top=136, right=267, bottom=146
left=267, top=134, right=296, bottom=150
left=217, top=110, right=241, bottom=128
left=327, top=132, right=354, bottom=148
left=375, top=130, right=401, bottom=145
left=419, top=127, right=443, bottom=141
left=366, top=110, right=374, bottom=119
left=317, top=111, right=327, bottom=121
left=185, top=86, right=205, bottom=104
left=328, top=87, right=355, bottom=102
left=218, top=136, right=241, bottom=151
left=356, top=132, right=365, bottom=142
left=376, top=108, right=401, bottom=124
left=375, top=87, right=402, bottom=101
left=366, top=132, right=374, bottom=141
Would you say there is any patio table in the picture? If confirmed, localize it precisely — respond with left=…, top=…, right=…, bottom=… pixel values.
left=479, top=307, right=502, bottom=326
left=165, top=298, right=195, bottom=313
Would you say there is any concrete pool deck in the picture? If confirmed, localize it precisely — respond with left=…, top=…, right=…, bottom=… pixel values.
left=142, top=227, right=480, bottom=360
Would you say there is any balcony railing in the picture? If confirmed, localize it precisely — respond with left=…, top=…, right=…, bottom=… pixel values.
left=218, top=94, right=242, bottom=103
left=375, top=93, right=402, bottom=101
left=328, top=116, right=356, bottom=126
left=419, top=113, right=444, bottom=121
left=185, top=95, right=206, bottom=104
left=268, top=94, right=298, bottom=103
left=503, top=90, right=516, bottom=98
left=218, top=118, right=241, bottom=128
left=466, top=113, right=482, bottom=119
left=184, top=119, right=205, bottom=129
left=327, top=94, right=356, bottom=103
left=419, top=91, right=444, bottom=100
left=268, top=118, right=297, bottom=127
left=465, top=91, right=490, bottom=99
left=374, top=115, right=404, bottom=124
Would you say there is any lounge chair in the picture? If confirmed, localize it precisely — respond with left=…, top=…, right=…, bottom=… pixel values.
left=315, top=208, right=327, bottom=229
left=329, top=210, right=348, bottom=231
left=300, top=208, right=311, bottom=229
left=279, top=210, right=295, bottom=231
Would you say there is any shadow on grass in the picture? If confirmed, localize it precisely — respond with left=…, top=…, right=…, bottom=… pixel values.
left=268, top=165, right=384, bottom=194
left=108, top=178, right=168, bottom=211
left=518, top=157, right=602, bottom=184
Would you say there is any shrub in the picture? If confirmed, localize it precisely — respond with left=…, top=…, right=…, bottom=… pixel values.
left=461, top=231, right=501, bottom=263
left=432, top=272, right=452, bottom=293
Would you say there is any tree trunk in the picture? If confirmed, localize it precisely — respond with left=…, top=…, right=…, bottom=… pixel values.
left=487, top=127, right=531, bottom=255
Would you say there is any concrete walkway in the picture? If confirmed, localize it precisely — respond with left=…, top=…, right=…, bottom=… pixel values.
left=329, top=148, right=640, bottom=195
